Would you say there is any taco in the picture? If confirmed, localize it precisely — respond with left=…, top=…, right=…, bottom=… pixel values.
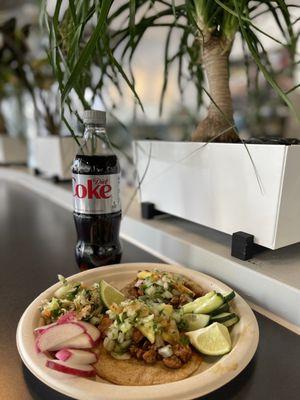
left=94, top=272, right=203, bottom=386
left=94, top=342, right=202, bottom=385
left=121, top=270, right=203, bottom=308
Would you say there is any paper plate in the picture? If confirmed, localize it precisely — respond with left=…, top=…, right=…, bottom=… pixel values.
left=16, top=263, right=259, bottom=400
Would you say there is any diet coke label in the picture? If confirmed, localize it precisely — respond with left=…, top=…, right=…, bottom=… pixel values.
left=72, top=173, right=121, bottom=214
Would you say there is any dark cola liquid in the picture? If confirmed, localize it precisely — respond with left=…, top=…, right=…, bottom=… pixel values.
left=72, top=154, right=122, bottom=270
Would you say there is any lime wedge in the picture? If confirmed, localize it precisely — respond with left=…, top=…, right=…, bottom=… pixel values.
left=185, top=322, right=232, bottom=356
left=100, top=280, right=125, bottom=308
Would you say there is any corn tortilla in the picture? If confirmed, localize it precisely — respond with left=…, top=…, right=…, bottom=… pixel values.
left=94, top=343, right=202, bottom=386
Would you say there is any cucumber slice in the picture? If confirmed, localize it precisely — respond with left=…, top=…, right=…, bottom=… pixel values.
left=211, top=312, right=236, bottom=323
left=193, top=293, right=224, bottom=314
left=222, top=291, right=235, bottom=302
left=210, top=302, right=229, bottom=316
left=182, top=313, right=210, bottom=331
left=182, top=291, right=216, bottom=314
left=223, top=315, right=239, bottom=327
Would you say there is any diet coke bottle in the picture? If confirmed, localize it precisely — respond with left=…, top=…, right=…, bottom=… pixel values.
left=72, top=110, right=122, bottom=270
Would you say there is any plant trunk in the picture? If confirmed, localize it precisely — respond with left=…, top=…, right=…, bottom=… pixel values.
left=192, top=37, right=238, bottom=142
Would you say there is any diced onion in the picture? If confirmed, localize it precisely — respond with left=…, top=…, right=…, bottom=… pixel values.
left=107, top=327, right=118, bottom=340
left=120, top=319, right=132, bottom=333
left=120, top=340, right=131, bottom=350
left=118, top=332, right=125, bottom=343
left=103, top=337, right=115, bottom=352
left=162, top=290, right=173, bottom=299
left=141, top=314, right=154, bottom=323
left=145, top=286, right=156, bottom=296
left=107, top=310, right=116, bottom=319
left=127, top=308, right=137, bottom=318
left=158, top=345, right=173, bottom=358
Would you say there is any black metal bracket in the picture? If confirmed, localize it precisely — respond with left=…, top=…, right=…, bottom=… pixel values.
left=141, top=202, right=165, bottom=220
left=33, top=168, right=71, bottom=184
left=231, top=231, right=255, bottom=261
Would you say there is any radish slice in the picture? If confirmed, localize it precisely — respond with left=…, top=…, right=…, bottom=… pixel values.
left=36, top=323, right=84, bottom=353
left=46, top=359, right=96, bottom=377
left=55, top=348, right=97, bottom=364
left=76, top=321, right=100, bottom=344
left=55, top=348, right=72, bottom=361
left=48, top=333, right=93, bottom=351
left=34, top=322, right=57, bottom=335
left=57, top=311, right=77, bottom=325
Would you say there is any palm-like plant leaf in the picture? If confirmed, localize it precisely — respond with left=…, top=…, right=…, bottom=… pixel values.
left=41, top=0, right=300, bottom=128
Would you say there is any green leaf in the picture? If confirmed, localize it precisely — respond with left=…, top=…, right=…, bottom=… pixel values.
left=61, top=0, right=114, bottom=105
left=68, top=0, right=77, bottom=24
left=62, top=113, right=81, bottom=147
left=214, top=0, right=285, bottom=45
left=159, top=26, right=173, bottom=116
left=103, top=40, right=144, bottom=112
left=285, top=83, right=300, bottom=95
left=129, top=0, right=136, bottom=45
left=233, top=0, right=299, bottom=120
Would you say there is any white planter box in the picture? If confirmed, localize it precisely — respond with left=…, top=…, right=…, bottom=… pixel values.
left=134, top=141, right=300, bottom=250
left=0, top=136, right=27, bottom=164
left=33, top=136, right=79, bottom=180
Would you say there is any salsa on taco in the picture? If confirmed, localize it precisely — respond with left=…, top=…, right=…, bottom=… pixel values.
left=94, top=270, right=204, bottom=385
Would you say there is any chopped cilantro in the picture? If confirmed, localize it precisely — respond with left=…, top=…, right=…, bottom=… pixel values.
left=180, top=335, right=190, bottom=345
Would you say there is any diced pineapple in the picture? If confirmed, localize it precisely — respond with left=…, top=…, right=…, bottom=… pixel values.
left=162, top=329, right=180, bottom=345
left=162, top=304, right=173, bottom=316
left=137, top=271, right=152, bottom=279
left=137, top=321, right=155, bottom=344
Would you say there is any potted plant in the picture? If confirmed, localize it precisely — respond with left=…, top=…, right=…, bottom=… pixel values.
left=0, top=18, right=29, bottom=164
left=30, top=58, right=79, bottom=181
left=42, top=1, right=300, bottom=252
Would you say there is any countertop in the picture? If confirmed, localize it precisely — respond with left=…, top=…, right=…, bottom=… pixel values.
left=0, top=180, right=299, bottom=399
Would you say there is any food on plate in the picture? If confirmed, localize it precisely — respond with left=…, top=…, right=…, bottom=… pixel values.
left=48, top=332, right=94, bottom=351
left=46, top=359, right=96, bottom=377
left=39, top=275, right=103, bottom=326
left=72, top=319, right=101, bottom=343
left=55, top=348, right=97, bottom=364
left=94, top=298, right=202, bottom=384
left=186, top=322, right=232, bottom=356
left=34, top=315, right=99, bottom=375
left=181, top=313, right=211, bottom=331
left=94, top=342, right=201, bottom=385
left=34, top=268, right=239, bottom=384
left=99, top=279, right=125, bottom=308
left=35, top=322, right=86, bottom=352
left=121, top=270, right=203, bottom=307
left=182, top=291, right=224, bottom=314
left=100, top=299, right=191, bottom=363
